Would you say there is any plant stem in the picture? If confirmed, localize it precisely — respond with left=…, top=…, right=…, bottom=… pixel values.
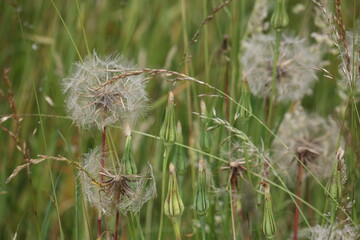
left=114, top=211, right=120, bottom=240
left=172, top=220, right=182, bottom=240
left=294, top=156, right=304, bottom=240
left=157, top=146, right=170, bottom=240
left=266, top=30, right=282, bottom=146
left=200, top=216, right=206, bottom=240
left=97, top=125, right=106, bottom=238
left=97, top=212, right=102, bottom=239
left=136, top=215, right=145, bottom=240
left=230, top=176, right=237, bottom=240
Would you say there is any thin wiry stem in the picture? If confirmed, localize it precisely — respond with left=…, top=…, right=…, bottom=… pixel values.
left=158, top=146, right=170, bottom=240
left=294, top=155, right=304, bottom=240
left=114, top=211, right=120, bottom=240
left=98, top=123, right=106, bottom=238
left=266, top=30, right=282, bottom=147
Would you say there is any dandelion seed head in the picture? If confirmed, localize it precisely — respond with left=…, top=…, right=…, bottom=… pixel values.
left=79, top=147, right=114, bottom=215
left=80, top=148, right=156, bottom=215
left=63, top=51, right=148, bottom=129
left=301, top=221, right=359, bottom=240
left=241, top=34, right=320, bottom=102
left=271, top=106, right=340, bottom=182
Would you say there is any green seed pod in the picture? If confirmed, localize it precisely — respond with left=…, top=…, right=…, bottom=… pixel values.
left=164, top=163, right=185, bottom=219
left=173, top=121, right=187, bottom=175
left=122, top=124, right=137, bottom=175
left=200, top=100, right=212, bottom=152
left=262, top=182, right=276, bottom=239
left=326, top=150, right=343, bottom=200
left=194, top=159, right=209, bottom=216
left=271, top=0, right=289, bottom=31
left=237, top=73, right=253, bottom=121
left=160, top=91, right=177, bottom=146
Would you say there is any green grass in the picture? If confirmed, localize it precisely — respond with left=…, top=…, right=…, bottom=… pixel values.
left=1, top=0, right=360, bottom=239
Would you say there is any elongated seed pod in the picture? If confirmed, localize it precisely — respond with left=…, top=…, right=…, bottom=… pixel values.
left=164, top=163, right=184, bottom=218
left=262, top=182, right=276, bottom=239
left=122, top=126, right=137, bottom=175
left=160, top=92, right=177, bottom=146
left=194, top=159, right=209, bottom=216
left=271, top=0, right=289, bottom=31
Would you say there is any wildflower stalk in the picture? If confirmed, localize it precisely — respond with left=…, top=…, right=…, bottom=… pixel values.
left=326, top=147, right=345, bottom=224
left=230, top=172, right=237, bottom=240
left=121, top=124, right=146, bottom=240
left=158, top=92, right=177, bottom=240
left=266, top=30, right=281, bottom=145
left=164, top=164, right=184, bottom=240
left=158, top=146, right=171, bottom=240
left=200, top=216, right=206, bottom=240
left=266, top=0, right=289, bottom=146
left=194, top=159, right=209, bottom=240
left=261, top=182, right=276, bottom=239
left=114, top=211, right=120, bottom=240
left=293, top=154, right=304, bottom=240
left=228, top=161, right=243, bottom=240
left=98, top=123, right=106, bottom=239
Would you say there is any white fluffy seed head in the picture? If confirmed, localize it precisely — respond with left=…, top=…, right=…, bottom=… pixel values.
left=241, top=34, right=321, bottom=102
left=301, top=221, right=359, bottom=240
left=271, top=106, right=340, bottom=182
left=63, top=51, right=148, bottom=129
left=79, top=147, right=157, bottom=215
left=79, top=147, right=114, bottom=215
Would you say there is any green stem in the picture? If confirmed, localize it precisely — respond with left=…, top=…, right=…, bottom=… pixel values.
left=157, top=146, right=171, bottom=240
left=136, top=214, right=145, bottom=240
left=200, top=216, right=206, bottom=240
left=266, top=30, right=282, bottom=147
left=172, top=219, right=182, bottom=240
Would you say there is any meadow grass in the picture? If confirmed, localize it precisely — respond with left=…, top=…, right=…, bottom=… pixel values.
left=1, top=0, right=360, bottom=239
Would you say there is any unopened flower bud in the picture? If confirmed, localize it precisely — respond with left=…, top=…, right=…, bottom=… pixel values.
left=271, top=0, right=289, bottom=31
left=200, top=100, right=212, bottom=152
left=160, top=92, right=177, bottom=146
left=173, top=121, right=187, bottom=175
left=326, top=148, right=344, bottom=201
left=164, top=163, right=184, bottom=219
left=194, top=159, right=209, bottom=216
left=122, top=124, right=137, bottom=175
left=261, top=182, right=276, bottom=239
left=237, top=73, right=252, bottom=121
